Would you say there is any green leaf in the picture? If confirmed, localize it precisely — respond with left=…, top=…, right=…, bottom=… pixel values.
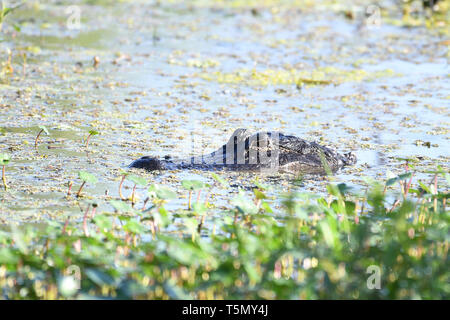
left=331, top=200, right=356, bottom=215
left=243, top=262, right=261, bottom=283
left=261, top=201, right=273, bottom=213
left=88, top=129, right=99, bottom=136
left=445, top=172, right=450, bottom=187
left=38, top=125, right=49, bottom=135
left=148, top=184, right=177, bottom=200
left=184, top=217, right=198, bottom=234
left=123, top=219, right=145, bottom=234
left=85, top=268, right=115, bottom=286
left=0, top=248, right=19, bottom=264
left=326, top=184, right=342, bottom=197
left=211, top=173, right=227, bottom=186
left=232, top=191, right=258, bottom=214
left=192, top=202, right=207, bottom=215
left=253, top=189, right=267, bottom=200
left=110, top=200, right=133, bottom=213
left=319, top=218, right=340, bottom=250
left=3, top=8, right=12, bottom=17
left=93, top=215, right=113, bottom=230
left=163, top=280, right=192, bottom=299
left=126, top=174, right=147, bottom=186
left=0, top=153, right=10, bottom=165
left=78, top=171, right=97, bottom=184
left=153, top=206, right=170, bottom=227
left=407, top=188, right=421, bottom=195
left=386, top=172, right=412, bottom=187
left=418, top=181, right=432, bottom=194
left=181, top=179, right=204, bottom=190
left=337, top=183, right=352, bottom=195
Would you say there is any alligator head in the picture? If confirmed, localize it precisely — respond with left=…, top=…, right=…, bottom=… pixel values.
left=128, top=156, right=165, bottom=171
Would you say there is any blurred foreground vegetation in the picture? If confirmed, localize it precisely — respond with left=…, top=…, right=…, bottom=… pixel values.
left=0, top=166, right=448, bottom=299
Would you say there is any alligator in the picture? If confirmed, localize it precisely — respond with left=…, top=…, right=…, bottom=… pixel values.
left=129, top=129, right=356, bottom=174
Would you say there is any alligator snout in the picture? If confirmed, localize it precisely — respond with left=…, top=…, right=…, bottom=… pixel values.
left=129, top=156, right=163, bottom=171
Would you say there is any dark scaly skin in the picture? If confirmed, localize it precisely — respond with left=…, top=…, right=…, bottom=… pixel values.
left=129, top=129, right=357, bottom=174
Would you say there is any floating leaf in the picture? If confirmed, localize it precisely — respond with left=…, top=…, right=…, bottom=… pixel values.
left=88, top=130, right=99, bottom=136
left=110, top=200, right=133, bottom=213
left=126, top=174, right=147, bottom=186
left=181, top=179, right=205, bottom=190
left=78, top=171, right=98, bottom=184
left=38, top=125, right=49, bottom=135
left=0, top=153, right=10, bottom=165
left=148, top=184, right=177, bottom=200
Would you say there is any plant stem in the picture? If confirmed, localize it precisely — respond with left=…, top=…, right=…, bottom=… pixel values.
left=433, top=174, right=438, bottom=213
left=90, top=205, right=97, bottom=219
left=119, top=175, right=125, bottom=200
left=131, top=184, right=137, bottom=205
left=188, top=190, right=192, bottom=210
left=35, top=128, right=44, bottom=150
left=83, top=204, right=90, bottom=237
left=62, top=218, right=69, bottom=235
left=85, top=134, right=92, bottom=148
left=67, top=181, right=73, bottom=196
left=76, top=181, right=86, bottom=197
left=22, top=52, right=26, bottom=78
left=2, top=165, right=7, bottom=191
left=142, top=197, right=149, bottom=211
left=198, top=214, right=206, bottom=234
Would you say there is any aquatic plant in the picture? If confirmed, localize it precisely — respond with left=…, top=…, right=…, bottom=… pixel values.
left=126, top=174, right=147, bottom=204
left=181, top=180, right=206, bottom=210
left=0, top=153, right=10, bottom=190
left=67, top=180, right=73, bottom=196
left=118, top=170, right=128, bottom=200
left=85, top=130, right=99, bottom=148
left=0, top=2, right=21, bottom=32
left=0, top=167, right=447, bottom=299
left=76, top=171, right=98, bottom=197
left=34, top=125, right=49, bottom=150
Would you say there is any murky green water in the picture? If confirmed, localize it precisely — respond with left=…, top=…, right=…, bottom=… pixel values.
left=0, top=0, right=449, bottom=224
